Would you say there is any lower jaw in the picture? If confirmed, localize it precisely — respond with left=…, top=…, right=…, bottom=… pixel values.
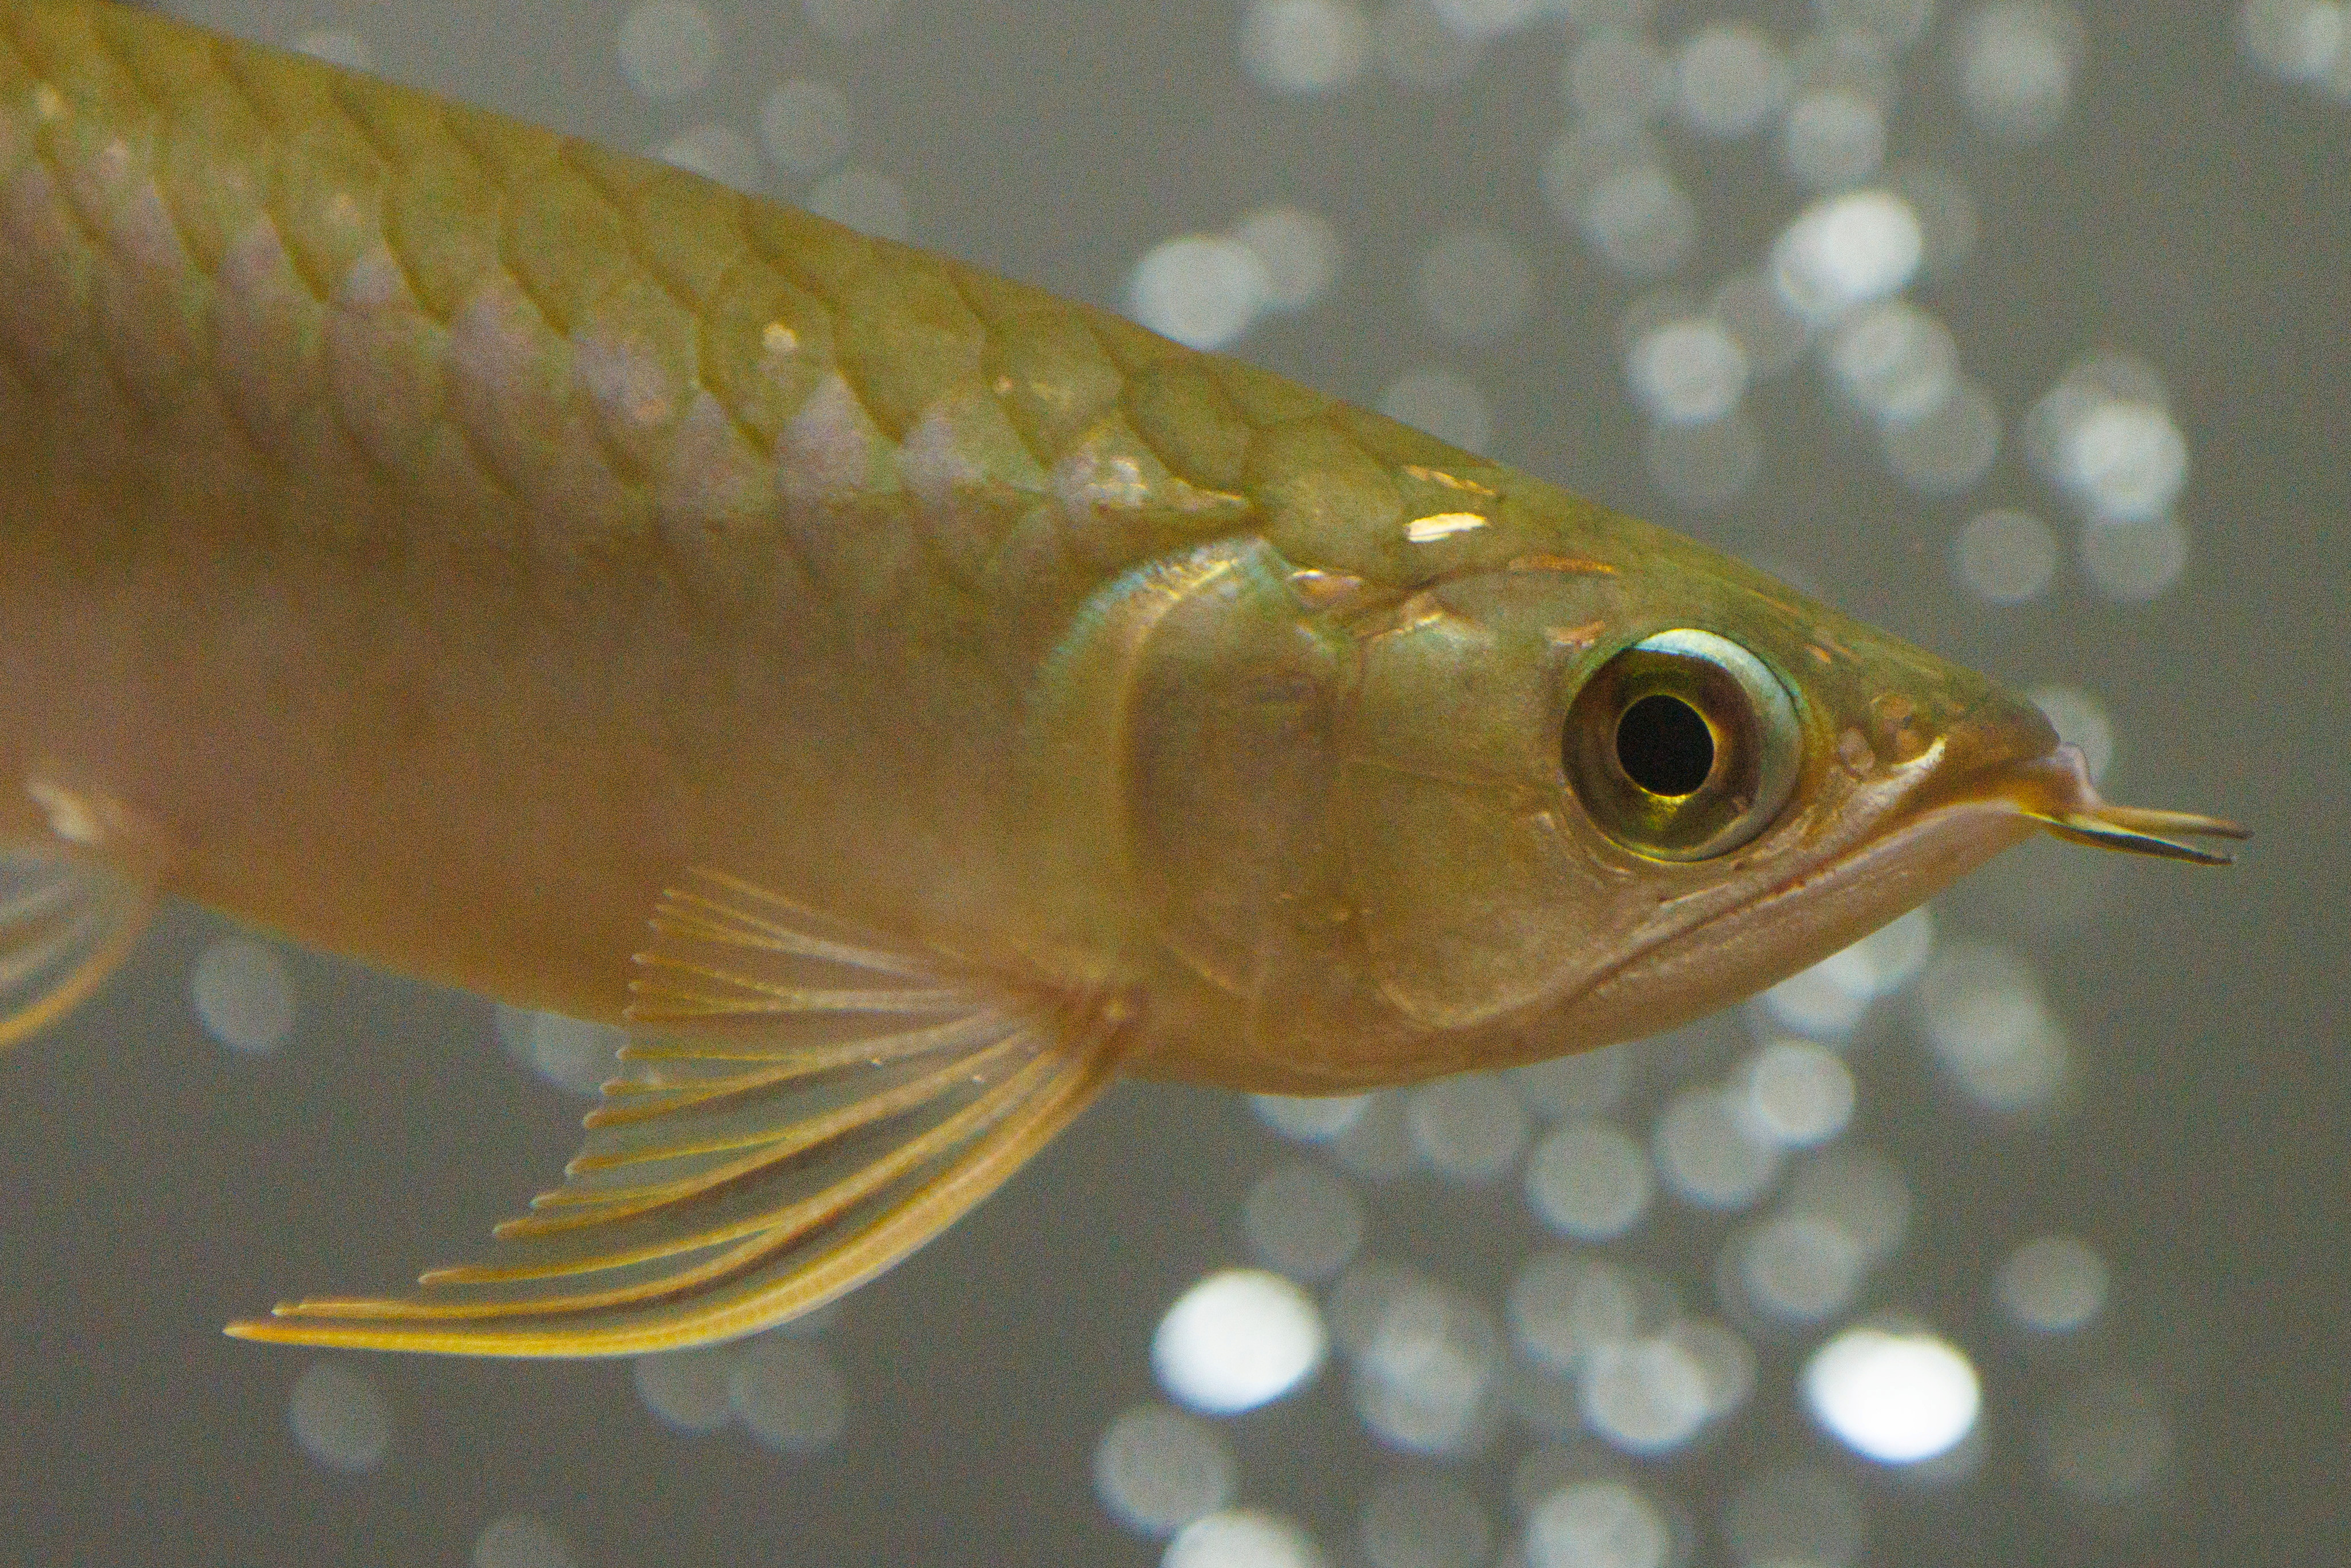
left=1549, top=797, right=2039, bottom=1056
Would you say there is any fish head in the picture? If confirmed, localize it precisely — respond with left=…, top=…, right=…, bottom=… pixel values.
left=1280, top=538, right=2055, bottom=1080
left=1058, top=505, right=2239, bottom=1092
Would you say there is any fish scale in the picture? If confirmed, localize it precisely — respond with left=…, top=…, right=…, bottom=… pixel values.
left=0, top=0, right=2238, bottom=1355
left=0, top=1, right=1286, bottom=595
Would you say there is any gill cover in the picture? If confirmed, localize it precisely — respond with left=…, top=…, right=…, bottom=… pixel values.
left=1038, top=542, right=1821, bottom=1074
left=1317, top=568, right=1792, bottom=1034
left=1027, top=539, right=1353, bottom=1002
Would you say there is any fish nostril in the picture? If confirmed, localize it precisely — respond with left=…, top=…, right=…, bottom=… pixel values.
left=1869, top=692, right=1933, bottom=763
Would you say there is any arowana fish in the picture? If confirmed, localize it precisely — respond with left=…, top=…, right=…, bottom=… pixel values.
left=0, top=0, right=2243, bottom=1356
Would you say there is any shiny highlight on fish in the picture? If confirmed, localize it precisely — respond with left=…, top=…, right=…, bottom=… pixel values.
left=0, top=0, right=2242, bottom=1356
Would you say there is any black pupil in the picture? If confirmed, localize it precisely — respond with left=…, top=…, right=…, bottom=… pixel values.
left=1615, top=694, right=1714, bottom=796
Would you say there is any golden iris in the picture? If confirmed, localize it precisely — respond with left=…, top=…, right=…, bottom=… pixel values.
left=1563, top=628, right=1804, bottom=861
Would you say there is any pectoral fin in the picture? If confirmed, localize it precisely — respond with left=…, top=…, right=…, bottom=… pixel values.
left=227, top=869, right=1127, bottom=1357
left=0, top=782, right=167, bottom=1052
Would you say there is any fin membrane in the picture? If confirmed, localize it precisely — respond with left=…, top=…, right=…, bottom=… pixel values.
left=1, top=785, right=166, bottom=1050
left=227, top=869, right=1124, bottom=1357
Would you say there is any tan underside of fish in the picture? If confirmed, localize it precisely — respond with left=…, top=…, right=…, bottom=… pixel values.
left=0, top=0, right=2242, bottom=1354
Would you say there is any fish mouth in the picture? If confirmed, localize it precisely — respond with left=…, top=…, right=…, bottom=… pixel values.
left=1972, top=742, right=2250, bottom=865
left=1552, top=705, right=2246, bottom=1048
left=1912, top=684, right=2247, bottom=865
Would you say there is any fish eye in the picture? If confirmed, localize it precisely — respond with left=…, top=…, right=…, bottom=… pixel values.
left=1562, top=628, right=1804, bottom=861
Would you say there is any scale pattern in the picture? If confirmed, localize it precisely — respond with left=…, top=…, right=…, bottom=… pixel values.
left=0, top=0, right=1534, bottom=659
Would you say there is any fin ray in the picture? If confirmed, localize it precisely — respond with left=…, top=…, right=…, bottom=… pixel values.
left=225, top=867, right=1125, bottom=1356
left=1, top=785, right=168, bottom=1051
left=559, top=1032, right=1038, bottom=1174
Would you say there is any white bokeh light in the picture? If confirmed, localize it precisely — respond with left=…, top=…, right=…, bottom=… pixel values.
left=1507, top=1250, right=1672, bottom=1378
left=1582, top=1334, right=1713, bottom=1454
left=1407, top=1073, right=1530, bottom=1183
left=1251, top=1092, right=1369, bottom=1143
left=759, top=78, right=852, bottom=176
left=1524, top=1480, right=1669, bottom=1568
left=1166, top=1507, right=1329, bottom=1568
left=1095, top=1404, right=1236, bottom=1539
left=496, top=1006, right=626, bottom=1097
left=1625, top=317, right=1750, bottom=425
left=1997, top=1233, right=2111, bottom=1334
left=1780, top=90, right=1887, bottom=191
left=1375, top=0, right=1484, bottom=87
left=1711, top=270, right=1811, bottom=379
left=1342, top=1267, right=1501, bottom=1455
left=1543, top=132, right=1700, bottom=279
left=801, top=0, right=897, bottom=41
left=1675, top=24, right=1789, bottom=138
left=472, top=1514, right=576, bottom=1568
left=1509, top=1048, right=1630, bottom=1120
left=1953, top=508, right=2059, bottom=604
left=1825, top=904, right=1940, bottom=1012
left=287, top=1360, right=391, bottom=1474
left=2026, top=686, right=2115, bottom=782
left=1242, top=0, right=1372, bottom=94
left=1881, top=378, right=2001, bottom=496
left=1671, top=1316, right=1757, bottom=1422
left=1804, top=1326, right=1981, bottom=1463
left=1244, top=1161, right=1367, bottom=1283
left=1825, top=301, right=1959, bottom=427
left=190, top=936, right=296, bottom=1056
left=2241, top=0, right=2349, bottom=86
left=633, top=1345, right=737, bottom=1435
left=729, top=1335, right=847, bottom=1455
left=617, top=1, right=717, bottom=102
left=1858, top=911, right=1943, bottom=1000
left=1328, top=1090, right=1419, bottom=1181
left=1782, top=1148, right=1912, bottom=1268
left=1524, top=1119, right=1653, bottom=1241
left=1654, top=1085, right=1783, bottom=1209
left=2079, top=513, right=2189, bottom=602
left=1916, top=938, right=2072, bottom=1115
left=1852, top=902, right=1947, bottom=1001
left=1566, top=26, right=1670, bottom=127
left=1819, top=0, right=1937, bottom=49
left=1129, top=236, right=1272, bottom=351
left=2057, top=400, right=2187, bottom=522
left=1234, top=206, right=1343, bottom=313
left=1760, top=965, right=1868, bottom=1038
left=656, top=123, right=761, bottom=193
left=1738, top=1214, right=1865, bottom=1324
left=1741, top=1038, right=1856, bottom=1148
left=1770, top=189, right=1924, bottom=324
left=805, top=166, right=909, bottom=240
left=1890, top=162, right=1983, bottom=280
left=2028, top=356, right=2190, bottom=528
left=1956, top=1, right=2086, bottom=142
left=1154, top=1268, right=1328, bottom=1415
left=293, top=28, right=371, bottom=69
left=1431, top=0, right=1543, bottom=40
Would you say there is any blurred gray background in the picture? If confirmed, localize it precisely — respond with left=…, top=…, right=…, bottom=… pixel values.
left=1, top=1, right=2343, bottom=1564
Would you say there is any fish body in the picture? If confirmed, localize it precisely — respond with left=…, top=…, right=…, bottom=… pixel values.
left=0, top=1, right=2241, bottom=1354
